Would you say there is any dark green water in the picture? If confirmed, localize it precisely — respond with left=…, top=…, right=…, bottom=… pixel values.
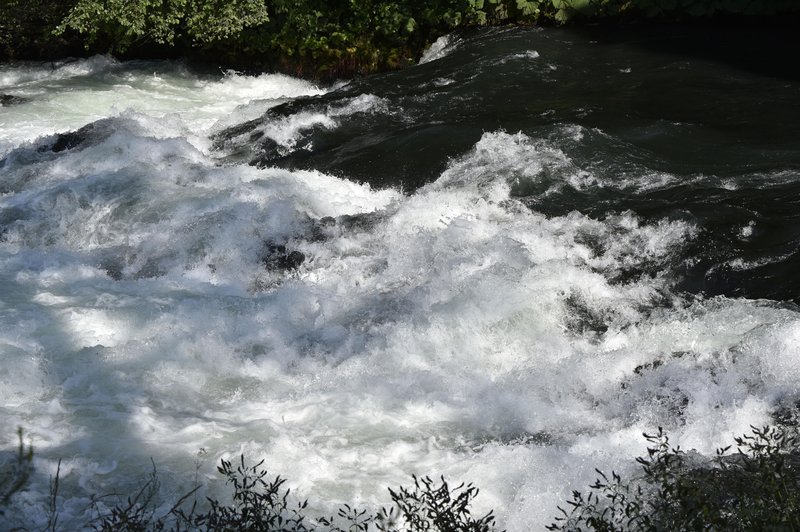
left=222, top=23, right=800, bottom=303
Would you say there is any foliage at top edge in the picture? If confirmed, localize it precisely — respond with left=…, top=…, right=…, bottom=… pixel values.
left=1, top=0, right=799, bottom=76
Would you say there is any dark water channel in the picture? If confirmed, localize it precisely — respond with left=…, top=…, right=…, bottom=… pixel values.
left=220, top=23, right=800, bottom=303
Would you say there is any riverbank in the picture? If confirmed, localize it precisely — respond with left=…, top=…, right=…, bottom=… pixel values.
left=2, top=1, right=799, bottom=80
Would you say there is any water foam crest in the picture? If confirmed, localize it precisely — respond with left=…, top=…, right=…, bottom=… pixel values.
left=0, top=60, right=328, bottom=155
left=419, top=35, right=463, bottom=64
left=248, top=94, right=390, bottom=156
left=0, top=55, right=120, bottom=90
left=433, top=130, right=597, bottom=195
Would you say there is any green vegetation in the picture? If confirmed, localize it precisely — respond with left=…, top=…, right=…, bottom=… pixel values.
left=2, top=0, right=799, bottom=77
left=0, top=0, right=80, bottom=61
left=94, top=458, right=500, bottom=531
left=52, top=0, right=546, bottom=77
left=57, top=0, right=270, bottom=52
left=1, top=439, right=498, bottom=531
left=548, top=425, right=800, bottom=531
left=4, top=425, right=800, bottom=530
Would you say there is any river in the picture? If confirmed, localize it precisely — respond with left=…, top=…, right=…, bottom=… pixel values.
left=1, top=24, right=799, bottom=530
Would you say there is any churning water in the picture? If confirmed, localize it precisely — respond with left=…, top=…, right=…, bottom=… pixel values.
left=2, top=25, right=800, bottom=530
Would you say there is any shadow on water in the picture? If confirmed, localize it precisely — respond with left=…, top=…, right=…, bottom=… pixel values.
left=571, top=16, right=800, bottom=82
left=0, top=273, right=196, bottom=528
left=0, top=154, right=214, bottom=527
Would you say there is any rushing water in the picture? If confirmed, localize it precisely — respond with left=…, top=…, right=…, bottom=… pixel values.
left=1, top=24, right=800, bottom=530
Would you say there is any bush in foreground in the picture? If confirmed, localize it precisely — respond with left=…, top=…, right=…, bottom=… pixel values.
left=1, top=445, right=498, bottom=532
left=548, top=425, right=800, bottom=531
left=4, top=424, right=800, bottom=530
left=90, top=456, right=498, bottom=531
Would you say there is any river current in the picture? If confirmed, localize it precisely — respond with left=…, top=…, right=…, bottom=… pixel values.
left=1, top=25, right=800, bottom=530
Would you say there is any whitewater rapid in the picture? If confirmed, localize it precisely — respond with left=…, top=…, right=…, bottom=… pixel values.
left=2, top=41, right=800, bottom=531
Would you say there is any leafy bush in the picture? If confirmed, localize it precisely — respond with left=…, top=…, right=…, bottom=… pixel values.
left=180, top=456, right=312, bottom=531
left=53, top=0, right=547, bottom=76
left=6, top=424, right=800, bottom=530
left=0, top=427, right=497, bottom=532
left=0, top=0, right=80, bottom=60
left=83, top=455, right=499, bottom=531
left=4, top=0, right=800, bottom=72
left=56, top=0, right=269, bottom=52
left=548, top=425, right=800, bottom=531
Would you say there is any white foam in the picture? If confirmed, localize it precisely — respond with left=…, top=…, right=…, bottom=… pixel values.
left=0, top=58, right=327, bottom=155
left=419, top=35, right=462, bottom=65
left=506, top=50, right=541, bottom=62
left=0, top=56, right=120, bottom=89
left=250, top=94, right=389, bottom=155
left=432, top=130, right=599, bottom=194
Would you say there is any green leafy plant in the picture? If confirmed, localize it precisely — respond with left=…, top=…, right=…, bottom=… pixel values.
left=5, top=0, right=800, bottom=69
left=57, top=0, right=270, bottom=52
left=186, top=456, right=311, bottom=531
left=0, top=0, right=80, bottom=60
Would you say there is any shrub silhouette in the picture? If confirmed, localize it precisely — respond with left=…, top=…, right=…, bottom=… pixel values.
left=548, top=425, right=800, bottom=531
left=88, top=456, right=499, bottom=532
left=7, top=425, right=800, bottom=530
left=0, top=428, right=33, bottom=513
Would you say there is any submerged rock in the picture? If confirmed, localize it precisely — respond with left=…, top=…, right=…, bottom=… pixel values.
left=0, top=94, right=29, bottom=106
left=49, top=123, right=96, bottom=153
left=262, top=243, right=306, bottom=272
